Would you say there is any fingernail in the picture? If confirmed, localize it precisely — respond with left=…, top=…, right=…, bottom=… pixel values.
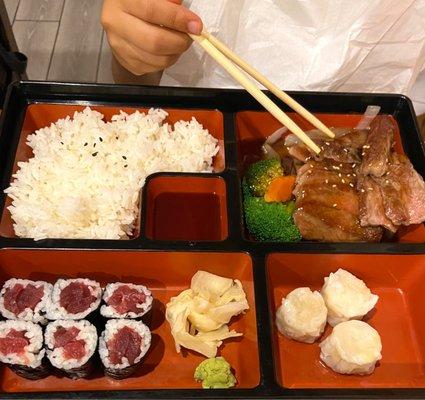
left=187, top=20, right=201, bottom=35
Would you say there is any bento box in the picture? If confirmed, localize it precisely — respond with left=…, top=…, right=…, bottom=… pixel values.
left=0, top=81, right=422, bottom=399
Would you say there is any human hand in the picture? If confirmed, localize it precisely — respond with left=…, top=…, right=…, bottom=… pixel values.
left=101, top=0, right=203, bottom=75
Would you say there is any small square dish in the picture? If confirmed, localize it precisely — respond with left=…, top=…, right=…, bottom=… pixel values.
left=144, top=175, right=228, bottom=241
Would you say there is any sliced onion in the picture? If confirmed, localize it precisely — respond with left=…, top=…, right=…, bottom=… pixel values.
left=265, top=126, right=288, bottom=145
left=262, top=143, right=280, bottom=160
left=285, top=130, right=324, bottom=147
left=284, top=128, right=350, bottom=147
left=355, top=105, right=381, bottom=130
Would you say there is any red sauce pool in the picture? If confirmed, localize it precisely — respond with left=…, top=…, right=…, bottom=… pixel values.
left=152, top=192, right=222, bottom=241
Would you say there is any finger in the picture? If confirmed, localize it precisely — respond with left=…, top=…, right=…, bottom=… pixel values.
left=122, top=0, right=203, bottom=34
left=109, top=34, right=179, bottom=72
left=107, top=33, right=152, bottom=74
left=112, top=33, right=180, bottom=68
left=113, top=49, right=158, bottom=75
left=113, top=12, right=192, bottom=55
left=138, top=49, right=179, bottom=69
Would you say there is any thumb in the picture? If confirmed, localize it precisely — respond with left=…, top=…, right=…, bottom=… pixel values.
left=167, top=0, right=202, bottom=34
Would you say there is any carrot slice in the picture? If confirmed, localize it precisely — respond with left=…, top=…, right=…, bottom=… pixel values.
left=264, top=176, right=296, bottom=203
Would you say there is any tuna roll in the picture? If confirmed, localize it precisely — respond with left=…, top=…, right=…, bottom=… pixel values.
left=100, top=283, right=153, bottom=319
left=0, top=320, right=49, bottom=379
left=45, top=320, right=97, bottom=379
left=99, top=319, right=151, bottom=379
left=46, top=279, right=101, bottom=320
left=0, top=279, right=52, bottom=324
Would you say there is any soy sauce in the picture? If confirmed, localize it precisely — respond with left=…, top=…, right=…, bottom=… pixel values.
left=152, top=192, right=222, bottom=241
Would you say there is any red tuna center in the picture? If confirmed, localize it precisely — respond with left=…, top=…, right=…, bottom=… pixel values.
left=3, top=283, right=44, bottom=315
left=0, top=329, right=30, bottom=355
left=108, top=285, right=147, bottom=314
left=59, top=282, right=96, bottom=314
left=108, top=326, right=142, bottom=365
left=54, top=326, right=86, bottom=360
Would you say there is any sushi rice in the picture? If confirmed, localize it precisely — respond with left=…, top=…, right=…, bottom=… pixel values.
left=99, top=319, right=151, bottom=378
left=0, top=320, right=45, bottom=368
left=45, top=320, right=97, bottom=377
left=46, top=278, right=102, bottom=320
left=0, top=279, right=53, bottom=324
left=100, top=283, right=153, bottom=319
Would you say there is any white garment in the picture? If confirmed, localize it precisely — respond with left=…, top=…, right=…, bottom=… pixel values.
left=161, top=0, right=425, bottom=112
left=411, top=69, right=425, bottom=114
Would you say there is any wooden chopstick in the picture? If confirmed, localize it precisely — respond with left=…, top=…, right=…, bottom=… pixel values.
left=201, top=30, right=335, bottom=140
left=189, top=32, right=329, bottom=154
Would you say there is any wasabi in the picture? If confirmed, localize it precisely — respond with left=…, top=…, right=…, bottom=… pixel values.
left=194, top=357, right=236, bottom=389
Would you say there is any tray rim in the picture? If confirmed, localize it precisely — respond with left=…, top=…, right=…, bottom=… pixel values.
left=0, top=81, right=424, bottom=398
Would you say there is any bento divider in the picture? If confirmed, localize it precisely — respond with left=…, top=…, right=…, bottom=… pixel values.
left=0, top=81, right=424, bottom=398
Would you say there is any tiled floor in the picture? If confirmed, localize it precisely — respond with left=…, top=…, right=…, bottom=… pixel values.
left=4, top=0, right=113, bottom=83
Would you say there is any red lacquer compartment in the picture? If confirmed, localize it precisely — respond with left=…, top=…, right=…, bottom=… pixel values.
left=267, top=253, right=425, bottom=389
left=236, top=111, right=424, bottom=243
left=144, top=175, right=228, bottom=241
left=0, top=249, right=259, bottom=392
left=0, top=104, right=225, bottom=239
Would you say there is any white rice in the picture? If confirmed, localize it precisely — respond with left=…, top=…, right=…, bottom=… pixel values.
left=99, top=319, right=151, bottom=369
left=45, top=319, right=97, bottom=370
left=5, top=107, right=220, bottom=240
left=0, top=279, right=52, bottom=324
left=0, top=320, right=44, bottom=368
left=100, top=282, right=153, bottom=319
left=46, top=278, right=102, bottom=320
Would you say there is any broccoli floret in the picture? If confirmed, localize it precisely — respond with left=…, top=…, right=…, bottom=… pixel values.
left=242, top=178, right=251, bottom=198
left=244, top=196, right=301, bottom=242
left=245, top=159, right=283, bottom=196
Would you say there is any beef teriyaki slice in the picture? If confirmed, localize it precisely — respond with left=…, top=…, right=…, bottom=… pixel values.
left=287, top=129, right=368, bottom=164
left=373, top=153, right=425, bottom=226
left=360, top=116, right=395, bottom=177
left=357, top=175, right=397, bottom=232
left=293, top=204, right=382, bottom=242
left=293, top=161, right=382, bottom=242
